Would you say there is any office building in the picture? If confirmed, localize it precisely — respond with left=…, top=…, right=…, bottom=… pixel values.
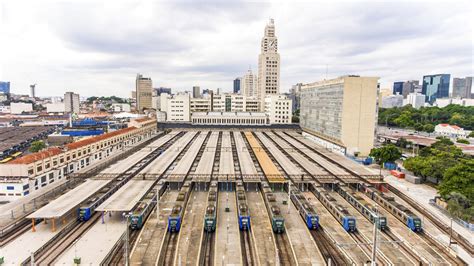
left=435, top=98, right=474, bottom=107
left=422, top=74, right=450, bottom=104
left=30, top=84, right=36, bottom=98
left=135, top=74, right=153, bottom=112
left=300, top=76, right=379, bottom=156
left=241, top=69, right=258, bottom=98
left=405, top=92, right=425, bottom=109
left=64, top=92, right=80, bottom=114
left=393, top=82, right=403, bottom=96
left=393, top=80, right=419, bottom=98
left=0, top=81, right=10, bottom=94
left=191, top=112, right=269, bottom=125
left=46, top=103, right=65, bottom=113
left=381, top=94, right=404, bottom=108
left=162, top=93, right=190, bottom=122
left=258, top=19, right=280, bottom=108
left=233, top=78, right=241, bottom=94
left=452, top=77, right=472, bottom=98
left=193, top=86, right=201, bottom=98
left=264, top=94, right=292, bottom=124
left=289, top=83, right=302, bottom=111
left=10, top=102, right=33, bottom=114
left=154, top=87, right=171, bottom=96
left=378, top=88, right=392, bottom=106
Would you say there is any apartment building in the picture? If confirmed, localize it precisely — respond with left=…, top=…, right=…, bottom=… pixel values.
left=264, top=94, right=292, bottom=124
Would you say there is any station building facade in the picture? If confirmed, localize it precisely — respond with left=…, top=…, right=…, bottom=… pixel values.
left=0, top=118, right=157, bottom=201
left=191, top=112, right=269, bottom=126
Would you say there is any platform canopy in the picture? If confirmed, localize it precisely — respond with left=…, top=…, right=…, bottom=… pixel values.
left=96, top=180, right=155, bottom=212
left=27, top=179, right=111, bottom=219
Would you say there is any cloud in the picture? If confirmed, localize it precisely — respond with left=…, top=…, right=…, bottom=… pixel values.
left=0, top=0, right=472, bottom=97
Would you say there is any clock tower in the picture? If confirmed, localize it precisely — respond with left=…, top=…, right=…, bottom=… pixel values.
left=257, top=18, right=280, bottom=110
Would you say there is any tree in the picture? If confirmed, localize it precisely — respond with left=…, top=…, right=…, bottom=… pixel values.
left=438, top=160, right=474, bottom=204
left=457, top=138, right=469, bottom=144
left=29, top=141, right=46, bottom=153
left=396, top=137, right=412, bottom=148
left=423, top=124, right=435, bottom=133
left=369, top=144, right=402, bottom=175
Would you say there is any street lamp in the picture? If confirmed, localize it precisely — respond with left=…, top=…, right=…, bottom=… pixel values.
left=122, top=212, right=132, bottom=266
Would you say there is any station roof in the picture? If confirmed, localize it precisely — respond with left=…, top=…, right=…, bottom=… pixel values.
left=96, top=180, right=154, bottom=212
left=27, top=179, right=111, bottom=219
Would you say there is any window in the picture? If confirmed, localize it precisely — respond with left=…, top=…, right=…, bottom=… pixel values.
left=37, top=166, right=42, bottom=172
left=6, top=186, right=14, bottom=191
left=41, top=175, right=46, bottom=183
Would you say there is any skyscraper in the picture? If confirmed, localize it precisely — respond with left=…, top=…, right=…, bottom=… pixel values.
left=393, top=82, right=403, bottom=95
left=422, top=74, right=450, bottom=104
left=452, top=77, right=472, bottom=98
left=0, top=82, right=10, bottom=94
left=241, top=69, right=257, bottom=98
left=257, top=19, right=280, bottom=110
left=64, top=92, right=80, bottom=114
left=136, top=74, right=153, bottom=112
left=233, top=78, right=241, bottom=94
left=193, top=86, right=201, bottom=98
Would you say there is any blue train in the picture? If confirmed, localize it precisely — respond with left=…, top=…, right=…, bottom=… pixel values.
left=168, top=181, right=192, bottom=232
left=236, top=181, right=250, bottom=230
left=262, top=182, right=285, bottom=233
left=311, top=183, right=356, bottom=232
left=337, top=184, right=387, bottom=230
left=204, top=181, right=218, bottom=232
left=361, top=184, right=422, bottom=232
left=130, top=179, right=167, bottom=230
left=289, top=185, right=319, bottom=230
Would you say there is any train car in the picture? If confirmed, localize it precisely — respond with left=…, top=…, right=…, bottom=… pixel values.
left=311, top=183, right=356, bottom=232
left=289, top=186, right=319, bottom=230
left=236, top=181, right=250, bottom=230
left=261, top=182, right=285, bottom=233
left=204, top=181, right=218, bottom=232
left=361, top=184, right=422, bottom=232
left=168, top=181, right=192, bottom=232
left=337, top=184, right=387, bottom=230
left=130, top=179, right=167, bottom=230
left=78, top=185, right=113, bottom=221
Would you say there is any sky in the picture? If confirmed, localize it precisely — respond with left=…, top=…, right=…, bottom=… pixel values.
left=0, top=0, right=473, bottom=98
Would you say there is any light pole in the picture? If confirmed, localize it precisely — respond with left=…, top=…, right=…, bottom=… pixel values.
left=123, top=212, right=132, bottom=266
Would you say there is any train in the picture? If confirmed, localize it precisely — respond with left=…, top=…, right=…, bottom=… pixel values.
left=261, top=182, right=285, bottom=233
left=361, top=184, right=422, bottom=232
left=130, top=179, right=167, bottom=230
left=311, top=183, right=357, bottom=232
left=168, top=181, right=192, bottom=232
left=336, top=184, right=387, bottom=230
left=78, top=147, right=164, bottom=221
left=204, top=181, right=218, bottom=232
left=289, top=184, right=319, bottom=230
left=236, top=181, right=250, bottom=230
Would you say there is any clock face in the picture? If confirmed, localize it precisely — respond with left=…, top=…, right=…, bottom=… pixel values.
left=269, top=40, right=275, bottom=48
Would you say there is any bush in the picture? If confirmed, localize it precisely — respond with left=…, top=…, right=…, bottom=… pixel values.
left=29, top=141, right=46, bottom=152
left=457, top=138, right=469, bottom=144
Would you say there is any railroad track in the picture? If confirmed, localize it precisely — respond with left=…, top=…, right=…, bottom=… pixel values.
left=419, top=231, right=466, bottom=265
left=311, top=226, right=349, bottom=265
left=387, top=184, right=473, bottom=257
left=158, top=232, right=178, bottom=265
left=240, top=230, right=256, bottom=265
left=351, top=231, right=390, bottom=266
left=199, top=232, right=215, bottom=265
left=0, top=219, right=31, bottom=247
left=385, top=229, right=424, bottom=265
left=274, top=233, right=297, bottom=266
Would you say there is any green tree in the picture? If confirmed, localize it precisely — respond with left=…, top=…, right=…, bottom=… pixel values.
left=396, top=137, right=412, bottom=148
left=438, top=160, right=474, bottom=204
left=422, top=124, right=435, bottom=133
left=469, top=131, right=474, bottom=138
left=369, top=144, right=402, bottom=175
left=457, top=138, right=469, bottom=144
left=29, top=141, right=46, bottom=152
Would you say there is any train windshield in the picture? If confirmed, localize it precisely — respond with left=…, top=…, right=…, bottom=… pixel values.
left=131, top=217, right=139, bottom=223
left=206, top=220, right=214, bottom=225
left=348, top=219, right=355, bottom=226
left=414, top=218, right=421, bottom=227
left=241, top=218, right=248, bottom=224
left=311, top=217, right=318, bottom=223
left=276, top=221, right=283, bottom=227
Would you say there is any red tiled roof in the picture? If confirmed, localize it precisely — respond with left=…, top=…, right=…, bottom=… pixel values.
left=134, top=117, right=151, bottom=123
left=438, top=123, right=462, bottom=130
left=65, top=127, right=137, bottom=150
left=8, top=147, right=62, bottom=165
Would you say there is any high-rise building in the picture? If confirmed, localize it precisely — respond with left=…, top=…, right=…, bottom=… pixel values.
left=405, top=92, right=425, bottom=109
left=422, top=74, right=450, bottom=104
left=264, top=94, right=292, bottom=124
left=257, top=19, right=280, bottom=109
left=193, top=86, right=201, bottom=98
left=241, top=69, right=258, bottom=98
left=30, top=84, right=36, bottom=98
left=452, top=77, right=472, bottom=98
left=393, top=80, right=419, bottom=98
left=393, top=82, right=403, bottom=96
left=64, top=92, right=80, bottom=114
left=300, top=76, right=379, bottom=156
left=289, top=83, right=302, bottom=111
left=135, top=74, right=153, bottom=112
left=0, top=81, right=10, bottom=94
left=233, top=78, right=241, bottom=94
left=154, top=87, right=171, bottom=96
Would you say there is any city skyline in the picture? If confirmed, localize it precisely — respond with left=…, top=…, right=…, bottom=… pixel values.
left=0, top=0, right=472, bottom=97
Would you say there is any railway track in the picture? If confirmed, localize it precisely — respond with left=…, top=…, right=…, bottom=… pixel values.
left=199, top=232, right=215, bottom=265
left=419, top=231, right=466, bottom=265
left=158, top=232, right=178, bottom=265
left=311, top=225, right=349, bottom=265
left=0, top=219, right=31, bottom=247
left=240, top=230, right=256, bottom=265
left=274, top=233, right=297, bottom=266
left=384, top=229, right=424, bottom=265
left=351, top=231, right=391, bottom=266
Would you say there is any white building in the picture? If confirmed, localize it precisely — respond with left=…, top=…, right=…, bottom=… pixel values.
left=381, top=94, right=403, bottom=108
left=0, top=105, right=11, bottom=113
left=435, top=124, right=467, bottom=139
left=258, top=19, right=280, bottom=109
left=64, top=92, right=80, bottom=114
left=111, top=103, right=131, bottom=112
left=434, top=98, right=474, bottom=108
left=264, top=94, right=292, bottom=124
left=46, top=102, right=65, bottom=113
left=161, top=93, right=190, bottom=122
left=404, top=93, right=425, bottom=109
left=10, top=102, right=33, bottom=114
left=191, top=112, right=269, bottom=126
left=241, top=68, right=258, bottom=98
left=190, top=98, right=211, bottom=113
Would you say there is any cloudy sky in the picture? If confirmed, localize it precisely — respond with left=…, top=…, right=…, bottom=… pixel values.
left=0, top=0, right=472, bottom=97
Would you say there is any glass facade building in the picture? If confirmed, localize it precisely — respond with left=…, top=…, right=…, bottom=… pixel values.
left=233, top=78, right=240, bottom=94
left=392, top=82, right=403, bottom=96
left=0, top=81, right=10, bottom=94
left=422, top=74, right=450, bottom=104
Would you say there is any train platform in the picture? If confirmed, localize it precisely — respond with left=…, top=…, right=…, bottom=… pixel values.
left=273, top=192, right=325, bottom=265
left=175, top=191, right=207, bottom=265
left=193, top=132, right=218, bottom=182
left=246, top=191, right=276, bottom=265
left=168, top=132, right=207, bottom=181
left=101, top=132, right=176, bottom=174
left=218, top=132, right=235, bottom=181
left=140, top=131, right=197, bottom=175
left=303, top=191, right=369, bottom=264
left=214, top=191, right=242, bottom=265
left=1, top=218, right=71, bottom=264
left=96, top=180, right=155, bottom=212
left=233, top=132, right=259, bottom=182
left=327, top=190, right=415, bottom=265
left=27, top=179, right=111, bottom=219
left=130, top=190, right=179, bottom=264
left=54, top=212, right=125, bottom=264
